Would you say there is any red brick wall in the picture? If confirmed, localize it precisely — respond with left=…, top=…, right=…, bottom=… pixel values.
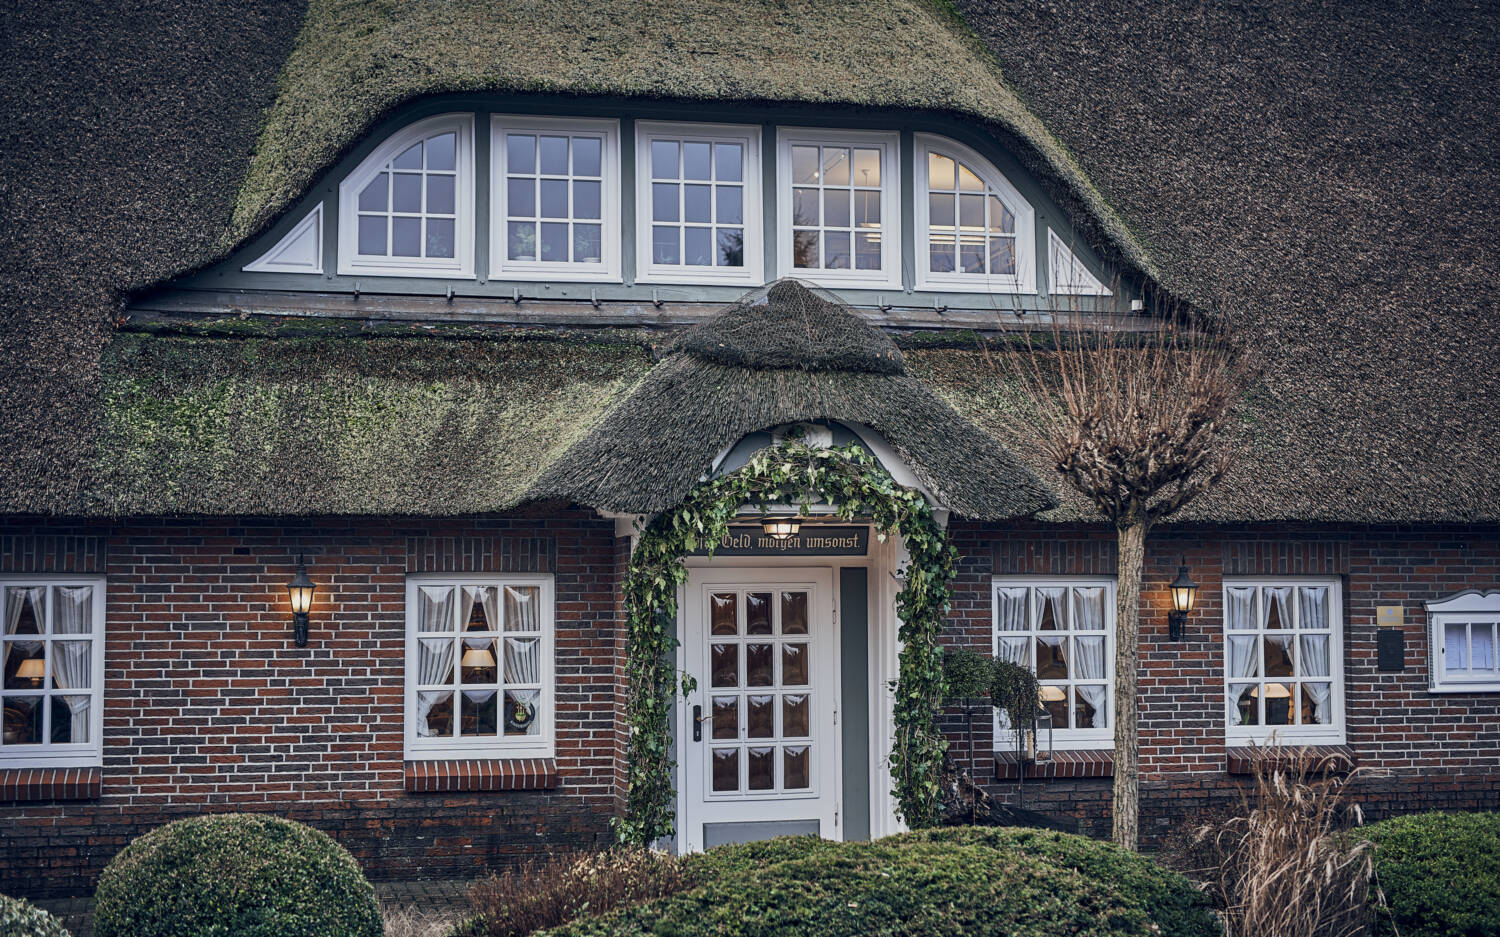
left=944, top=520, right=1500, bottom=841
left=3, top=516, right=1498, bottom=894
left=0, top=514, right=623, bottom=898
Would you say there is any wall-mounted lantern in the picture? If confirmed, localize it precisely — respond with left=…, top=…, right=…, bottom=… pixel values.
left=1168, top=557, right=1199, bottom=641
left=286, top=555, right=317, bottom=647
left=761, top=516, right=801, bottom=541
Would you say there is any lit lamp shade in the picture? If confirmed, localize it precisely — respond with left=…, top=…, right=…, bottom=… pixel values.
left=16, top=658, right=44, bottom=683
left=761, top=517, right=801, bottom=541
left=1250, top=683, right=1293, bottom=699
left=461, top=646, right=497, bottom=669
left=1038, top=685, right=1067, bottom=702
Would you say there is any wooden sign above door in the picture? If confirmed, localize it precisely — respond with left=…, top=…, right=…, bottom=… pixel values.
left=688, top=525, right=869, bottom=557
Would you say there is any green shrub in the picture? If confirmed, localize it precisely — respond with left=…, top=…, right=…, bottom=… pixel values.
left=544, top=827, right=1220, bottom=937
left=92, top=813, right=383, bottom=937
left=1359, top=811, right=1500, bottom=937
left=0, top=894, right=72, bottom=937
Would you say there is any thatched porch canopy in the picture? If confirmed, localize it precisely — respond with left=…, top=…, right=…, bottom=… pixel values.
left=529, top=281, right=1056, bottom=520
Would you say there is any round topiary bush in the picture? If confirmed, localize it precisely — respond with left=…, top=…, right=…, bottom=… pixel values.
left=546, top=827, right=1220, bottom=937
left=0, top=894, right=72, bottom=937
left=1359, top=811, right=1500, bottom=937
left=93, top=813, right=383, bottom=937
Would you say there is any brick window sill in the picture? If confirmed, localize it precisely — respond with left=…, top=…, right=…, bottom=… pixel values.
left=0, top=767, right=102, bottom=802
left=1225, top=744, right=1356, bottom=776
left=404, top=758, right=557, bottom=793
left=994, top=749, right=1114, bottom=780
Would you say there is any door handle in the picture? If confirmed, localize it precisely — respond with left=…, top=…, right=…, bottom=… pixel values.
left=692, top=704, right=702, bottom=742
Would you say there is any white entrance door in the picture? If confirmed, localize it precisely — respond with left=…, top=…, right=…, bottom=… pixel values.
left=680, top=567, right=839, bottom=851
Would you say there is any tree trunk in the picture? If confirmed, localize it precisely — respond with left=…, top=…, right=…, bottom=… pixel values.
left=1112, top=519, right=1147, bottom=851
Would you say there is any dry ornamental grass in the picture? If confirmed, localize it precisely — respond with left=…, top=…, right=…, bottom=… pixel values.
left=462, top=847, right=689, bottom=937
left=1164, top=747, right=1378, bottom=937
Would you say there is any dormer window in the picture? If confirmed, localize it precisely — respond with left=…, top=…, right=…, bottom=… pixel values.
left=491, top=116, right=621, bottom=282
left=776, top=129, right=900, bottom=289
left=305, top=109, right=1110, bottom=300
left=636, top=122, right=762, bottom=284
left=337, top=113, right=475, bottom=278
left=914, top=135, right=1034, bottom=293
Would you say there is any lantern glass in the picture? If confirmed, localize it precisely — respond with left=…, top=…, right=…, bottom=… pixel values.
left=1169, top=564, right=1198, bottom=613
left=761, top=518, right=801, bottom=541
left=287, top=563, right=316, bottom=614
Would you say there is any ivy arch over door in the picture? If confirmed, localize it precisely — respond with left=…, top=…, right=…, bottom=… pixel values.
left=615, top=441, right=956, bottom=845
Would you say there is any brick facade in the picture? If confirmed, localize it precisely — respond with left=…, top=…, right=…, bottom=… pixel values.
left=945, top=520, right=1500, bottom=840
left=0, top=515, right=626, bottom=898
left=1, top=515, right=1497, bottom=896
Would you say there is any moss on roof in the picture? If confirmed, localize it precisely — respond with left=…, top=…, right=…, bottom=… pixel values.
left=89, top=333, right=651, bottom=516
left=227, top=0, right=1153, bottom=279
left=533, top=288, right=1055, bottom=519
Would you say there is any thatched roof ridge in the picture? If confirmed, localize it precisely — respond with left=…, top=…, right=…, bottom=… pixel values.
left=675, top=280, right=905, bottom=375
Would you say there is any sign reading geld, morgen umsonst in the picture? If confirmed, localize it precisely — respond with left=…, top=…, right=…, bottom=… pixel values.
left=686, top=525, right=870, bottom=557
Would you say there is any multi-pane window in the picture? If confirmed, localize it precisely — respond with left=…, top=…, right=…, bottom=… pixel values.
left=637, top=123, right=761, bottom=283
left=926, top=153, right=1014, bottom=275
left=492, top=117, right=620, bottom=281
left=1223, top=580, right=1343, bottom=743
left=326, top=114, right=1083, bottom=294
left=404, top=576, right=553, bottom=758
left=1, top=579, right=105, bottom=767
left=1426, top=590, right=1500, bottom=692
left=992, top=578, right=1114, bottom=749
left=338, top=113, right=474, bottom=277
left=706, top=589, right=814, bottom=794
left=777, top=130, right=899, bottom=288
left=915, top=135, right=1035, bottom=293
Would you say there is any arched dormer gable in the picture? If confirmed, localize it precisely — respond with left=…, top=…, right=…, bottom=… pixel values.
left=181, top=99, right=1135, bottom=328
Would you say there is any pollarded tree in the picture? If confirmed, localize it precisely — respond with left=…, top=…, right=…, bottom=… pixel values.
left=994, top=297, right=1256, bottom=850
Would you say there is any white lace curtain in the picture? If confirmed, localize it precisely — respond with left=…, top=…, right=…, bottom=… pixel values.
left=1298, top=586, right=1331, bottom=723
left=1226, top=587, right=1257, bottom=679
left=51, top=587, right=92, bottom=741
left=415, top=586, right=455, bottom=735
left=4, top=587, right=45, bottom=679
left=507, top=586, right=540, bottom=631
left=1071, top=588, right=1107, bottom=725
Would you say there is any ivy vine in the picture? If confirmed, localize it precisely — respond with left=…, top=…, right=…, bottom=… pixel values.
left=613, top=442, right=957, bottom=846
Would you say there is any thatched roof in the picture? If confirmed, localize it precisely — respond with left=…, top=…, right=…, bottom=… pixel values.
left=675, top=281, right=905, bottom=376
left=2, top=1, right=1498, bottom=524
left=531, top=282, right=1056, bottom=519
left=88, top=332, right=649, bottom=516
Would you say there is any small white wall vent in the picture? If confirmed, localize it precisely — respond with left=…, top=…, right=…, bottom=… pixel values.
left=243, top=204, right=323, bottom=274
left=1048, top=228, right=1110, bottom=296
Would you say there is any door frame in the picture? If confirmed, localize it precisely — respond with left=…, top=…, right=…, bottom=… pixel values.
left=675, top=562, right=841, bottom=852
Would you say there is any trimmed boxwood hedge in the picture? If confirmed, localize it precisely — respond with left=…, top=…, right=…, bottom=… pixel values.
left=543, top=827, right=1220, bottom=937
left=1359, top=811, right=1500, bottom=937
left=92, top=813, right=382, bottom=937
left=0, top=894, right=72, bottom=937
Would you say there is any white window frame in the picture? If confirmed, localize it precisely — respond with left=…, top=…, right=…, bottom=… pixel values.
left=1426, top=590, right=1500, bottom=693
left=403, top=574, right=555, bottom=760
left=775, top=127, right=901, bottom=289
left=1, top=576, right=106, bottom=769
left=914, top=134, right=1035, bottom=294
left=1222, top=577, right=1345, bottom=746
left=490, top=115, right=622, bottom=283
left=634, top=121, right=763, bottom=286
left=991, top=576, right=1116, bottom=751
left=337, top=113, right=475, bottom=279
